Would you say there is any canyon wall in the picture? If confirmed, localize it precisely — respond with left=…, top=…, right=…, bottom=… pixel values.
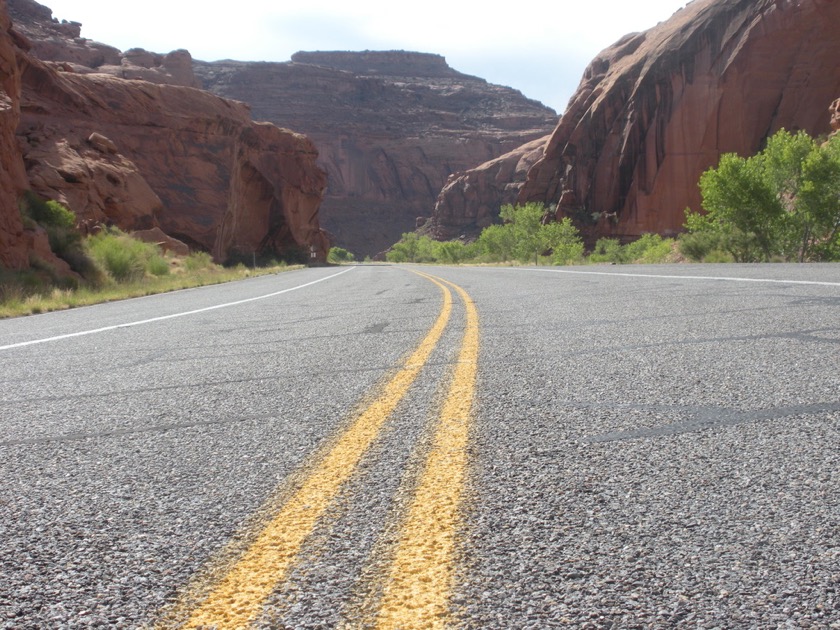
left=2, top=0, right=329, bottom=269
left=0, top=0, right=28, bottom=269
left=435, top=0, right=840, bottom=243
left=195, top=52, right=557, bottom=256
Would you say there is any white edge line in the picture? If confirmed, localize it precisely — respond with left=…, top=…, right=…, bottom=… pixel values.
left=1, top=267, right=356, bottom=351
left=506, top=267, right=840, bottom=287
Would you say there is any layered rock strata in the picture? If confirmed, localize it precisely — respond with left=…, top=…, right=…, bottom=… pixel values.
left=195, top=51, right=557, bottom=256
left=2, top=0, right=329, bottom=267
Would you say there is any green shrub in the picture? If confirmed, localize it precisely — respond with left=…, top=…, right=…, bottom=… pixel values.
left=147, top=255, right=170, bottom=276
left=678, top=230, right=719, bottom=262
left=328, top=247, right=356, bottom=263
left=19, top=192, right=76, bottom=229
left=184, top=251, right=214, bottom=271
left=624, top=233, right=675, bottom=263
left=703, top=249, right=736, bottom=263
left=88, top=229, right=158, bottom=282
left=588, top=238, right=626, bottom=264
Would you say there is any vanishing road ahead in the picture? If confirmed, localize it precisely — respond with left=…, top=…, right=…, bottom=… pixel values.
left=1, top=264, right=838, bottom=628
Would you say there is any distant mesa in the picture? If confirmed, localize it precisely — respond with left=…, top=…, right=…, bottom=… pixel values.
left=195, top=49, right=558, bottom=257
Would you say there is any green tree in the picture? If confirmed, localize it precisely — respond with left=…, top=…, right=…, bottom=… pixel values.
left=477, top=223, right=517, bottom=262
left=541, top=218, right=584, bottom=265
left=499, top=202, right=546, bottom=263
left=328, top=247, right=355, bottom=263
left=695, top=129, right=840, bottom=262
left=386, top=232, right=421, bottom=263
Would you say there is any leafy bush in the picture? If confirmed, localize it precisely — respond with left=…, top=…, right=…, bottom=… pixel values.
left=19, top=192, right=75, bottom=229
left=588, top=238, right=626, bottom=264
left=184, top=251, right=214, bottom=271
left=18, top=192, right=102, bottom=280
left=435, top=240, right=471, bottom=264
left=147, top=255, right=170, bottom=276
left=694, top=129, right=840, bottom=261
left=327, top=247, right=355, bottom=263
left=87, top=229, right=161, bottom=282
left=624, top=233, right=675, bottom=263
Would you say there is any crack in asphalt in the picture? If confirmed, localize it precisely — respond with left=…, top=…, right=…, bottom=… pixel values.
left=582, top=402, right=840, bottom=443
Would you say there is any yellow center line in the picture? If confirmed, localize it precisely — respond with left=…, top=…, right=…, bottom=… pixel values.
left=375, top=273, right=479, bottom=629
left=175, top=277, right=454, bottom=629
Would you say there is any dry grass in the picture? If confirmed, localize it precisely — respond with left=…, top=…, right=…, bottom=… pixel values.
left=0, top=258, right=303, bottom=319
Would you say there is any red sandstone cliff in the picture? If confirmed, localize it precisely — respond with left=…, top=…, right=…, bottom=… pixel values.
left=0, top=0, right=28, bottom=269
left=2, top=0, right=328, bottom=269
left=521, top=0, right=840, bottom=240
left=426, top=136, right=549, bottom=241
left=434, top=0, right=840, bottom=243
left=195, top=51, right=557, bottom=256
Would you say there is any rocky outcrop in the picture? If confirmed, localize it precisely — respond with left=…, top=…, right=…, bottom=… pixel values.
left=426, top=136, right=549, bottom=241
left=513, top=0, right=840, bottom=242
left=195, top=51, right=557, bottom=256
left=9, top=0, right=200, bottom=87
left=0, top=0, right=29, bottom=269
left=8, top=0, right=120, bottom=69
left=3, top=0, right=329, bottom=267
left=17, top=58, right=327, bottom=261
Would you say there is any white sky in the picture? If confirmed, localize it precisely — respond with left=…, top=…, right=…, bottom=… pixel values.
left=38, top=0, right=690, bottom=113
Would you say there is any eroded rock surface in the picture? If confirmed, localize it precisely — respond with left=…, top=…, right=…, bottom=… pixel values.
left=427, top=136, right=549, bottom=241
left=515, top=0, right=840, bottom=241
left=3, top=0, right=328, bottom=267
left=0, top=0, right=30, bottom=269
left=195, top=51, right=557, bottom=256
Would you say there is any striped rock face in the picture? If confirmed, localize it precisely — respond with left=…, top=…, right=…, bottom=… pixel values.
left=517, top=0, right=840, bottom=243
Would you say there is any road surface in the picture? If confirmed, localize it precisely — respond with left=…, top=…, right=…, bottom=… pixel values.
left=1, top=263, right=838, bottom=628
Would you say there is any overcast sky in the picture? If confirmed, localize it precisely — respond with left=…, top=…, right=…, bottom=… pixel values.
left=39, top=0, right=690, bottom=113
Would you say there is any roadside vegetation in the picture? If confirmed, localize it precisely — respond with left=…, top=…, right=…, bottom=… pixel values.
left=682, top=129, right=840, bottom=262
left=385, top=129, right=840, bottom=266
left=386, top=202, right=678, bottom=266
left=0, top=194, right=300, bottom=319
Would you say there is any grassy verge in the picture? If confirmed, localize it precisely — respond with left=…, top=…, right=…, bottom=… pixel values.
left=0, top=257, right=303, bottom=319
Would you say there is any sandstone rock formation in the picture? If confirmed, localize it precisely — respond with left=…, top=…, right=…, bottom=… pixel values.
left=0, top=0, right=31, bottom=269
left=426, top=136, right=549, bottom=241
left=432, top=0, right=840, bottom=244
left=3, top=0, right=329, bottom=268
left=514, top=0, right=840, bottom=242
left=195, top=51, right=557, bottom=256
left=8, top=0, right=120, bottom=69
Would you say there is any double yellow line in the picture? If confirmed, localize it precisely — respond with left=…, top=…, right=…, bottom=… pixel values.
left=162, top=271, right=478, bottom=629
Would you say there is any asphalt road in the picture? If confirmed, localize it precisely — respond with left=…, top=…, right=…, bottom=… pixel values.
left=0, top=263, right=838, bottom=628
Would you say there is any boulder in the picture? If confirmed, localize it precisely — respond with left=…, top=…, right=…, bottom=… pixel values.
left=132, top=227, right=189, bottom=257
